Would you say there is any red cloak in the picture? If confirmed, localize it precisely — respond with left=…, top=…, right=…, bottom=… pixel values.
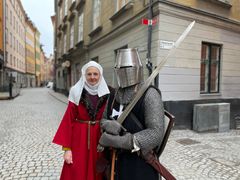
left=53, top=97, right=107, bottom=180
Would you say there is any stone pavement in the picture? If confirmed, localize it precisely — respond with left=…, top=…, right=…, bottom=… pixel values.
left=0, top=88, right=239, bottom=179
left=0, top=88, right=65, bottom=180
left=161, top=130, right=240, bottom=180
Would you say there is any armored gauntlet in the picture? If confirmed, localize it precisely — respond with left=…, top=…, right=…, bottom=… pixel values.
left=99, top=132, right=133, bottom=150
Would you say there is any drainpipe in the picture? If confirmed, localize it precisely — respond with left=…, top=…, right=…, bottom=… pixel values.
left=146, top=0, right=153, bottom=76
left=2, top=0, right=6, bottom=87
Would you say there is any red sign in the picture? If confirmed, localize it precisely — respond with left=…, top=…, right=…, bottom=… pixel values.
left=141, top=17, right=158, bottom=26
left=142, top=18, right=149, bottom=25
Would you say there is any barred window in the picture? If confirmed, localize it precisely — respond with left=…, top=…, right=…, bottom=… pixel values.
left=200, top=42, right=221, bottom=94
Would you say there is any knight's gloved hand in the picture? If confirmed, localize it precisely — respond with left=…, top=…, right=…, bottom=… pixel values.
left=99, top=132, right=133, bottom=150
left=101, top=119, right=125, bottom=135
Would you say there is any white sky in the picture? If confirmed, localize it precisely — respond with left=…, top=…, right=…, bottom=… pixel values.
left=21, top=0, right=54, bottom=57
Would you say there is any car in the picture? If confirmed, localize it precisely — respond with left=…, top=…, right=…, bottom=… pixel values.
left=46, top=81, right=53, bottom=89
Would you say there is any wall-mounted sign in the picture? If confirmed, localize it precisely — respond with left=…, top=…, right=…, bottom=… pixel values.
left=160, top=40, right=174, bottom=49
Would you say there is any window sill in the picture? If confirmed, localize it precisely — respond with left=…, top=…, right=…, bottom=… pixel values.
left=76, top=40, right=84, bottom=47
left=88, top=26, right=102, bottom=37
left=57, top=31, right=62, bottom=37
left=76, top=0, right=85, bottom=10
left=69, top=1, right=76, bottom=11
left=62, top=23, right=67, bottom=31
left=63, top=15, right=68, bottom=22
left=109, top=1, right=134, bottom=21
left=207, top=0, right=232, bottom=8
left=58, top=24, right=62, bottom=30
left=68, top=12, right=76, bottom=21
left=58, top=0, right=63, bottom=6
left=68, top=47, right=75, bottom=53
left=200, top=93, right=221, bottom=97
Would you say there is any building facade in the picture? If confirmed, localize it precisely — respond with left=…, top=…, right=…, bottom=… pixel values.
left=25, top=18, right=36, bottom=87
left=54, top=0, right=240, bottom=129
left=4, top=0, right=26, bottom=88
left=0, top=0, right=4, bottom=88
left=35, top=30, right=41, bottom=87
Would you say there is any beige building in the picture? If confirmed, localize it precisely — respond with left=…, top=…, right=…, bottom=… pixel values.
left=40, top=50, right=55, bottom=86
left=35, top=30, right=41, bottom=87
left=25, top=18, right=36, bottom=87
left=40, top=46, right=46, bottom=86
left=54, top=0, right=240, bottom=128
left=4, top=0, right=26, bottom=87
left=0, top=0, right=4, bottom=87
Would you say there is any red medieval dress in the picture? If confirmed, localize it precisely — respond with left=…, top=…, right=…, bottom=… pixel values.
left=53, top=89, right=109, bottom=180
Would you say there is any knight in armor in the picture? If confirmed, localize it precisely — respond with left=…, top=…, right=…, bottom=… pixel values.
left=99, top=48, right=165, bottom=180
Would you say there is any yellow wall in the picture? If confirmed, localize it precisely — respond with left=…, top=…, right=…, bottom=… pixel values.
left=172, top=0, right=240, bottom=21
left=231, top=0, right=240, bottom=20
left=25, top=23, right=36, bottom=75
left=0, top=0, right=3, bottom=51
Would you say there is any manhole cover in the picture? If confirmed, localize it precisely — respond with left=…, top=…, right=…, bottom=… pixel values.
left=176, top=138, right=200, bottom=145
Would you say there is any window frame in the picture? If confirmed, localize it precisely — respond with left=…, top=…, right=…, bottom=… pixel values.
left=92, top=0, right=101, bottom=30
left=200, top=42, right=221, bottom=94
left=116, top=0, right=129, bottom=12
left=69, top=21, right=74, bottom=49
left=78, top=12, right=84, bottom=42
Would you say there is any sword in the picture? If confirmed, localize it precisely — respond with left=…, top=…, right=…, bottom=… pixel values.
left=117, top=21, right=195, bottom=125
left=97, top=21, right=195, bottom=179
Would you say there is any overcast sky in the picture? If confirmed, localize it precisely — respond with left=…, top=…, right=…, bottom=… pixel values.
left=21, top=0, right=55, bottom=57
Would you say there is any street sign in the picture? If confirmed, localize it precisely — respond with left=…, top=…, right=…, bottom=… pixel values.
left=160, top=40, right=175, bottom=49
left=142, top=17, right=158, bottom=26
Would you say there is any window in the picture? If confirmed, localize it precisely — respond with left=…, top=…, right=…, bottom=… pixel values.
left=70, top=22, right=74, bottom=48
left=78, top=13, right=83, bottom=42
left=13, top=16, right=15, bottom=29
left=59, top=6, right=63, bottom=22
left=5, top=52, right=8, bottom=64
left=10, top=10, right=12, bottom=24
left=14, top=56, right=16, bottom=67
left=92, top=0, right=101, bottom=30
left=63, top=33, right=67, bottom=54
left=6, top=5, right=8, bottom=20
left=57, top=36, right=62, bottom=57
left=116, top=0, right=129, bottom=11
left=200, top=42, right=221, bottom=94
left=64, top=0, right=68, bottom=16
left=10, top=54, right=12, bottom=65
left=13, top=36, right=15, bottom=50
left=10, top=33, right=12, bottom=47
left=75, top=63, right=80, bottom=83
left=5, top=28, right=8, bottom=44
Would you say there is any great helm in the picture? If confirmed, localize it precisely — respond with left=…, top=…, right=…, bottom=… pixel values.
left=115, top=48, right=143, bottom=88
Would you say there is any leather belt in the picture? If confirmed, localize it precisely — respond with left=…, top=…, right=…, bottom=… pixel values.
left=76, top=119, right=100, bottom=150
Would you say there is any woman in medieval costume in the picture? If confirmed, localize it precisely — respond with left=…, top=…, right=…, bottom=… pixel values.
left=98, top=48, right=165, bottom=180
left=53, top=61, right=110, bottom=180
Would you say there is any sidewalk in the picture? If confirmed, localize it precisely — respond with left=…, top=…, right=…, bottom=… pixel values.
left=48, top=89, right=68, bottom=104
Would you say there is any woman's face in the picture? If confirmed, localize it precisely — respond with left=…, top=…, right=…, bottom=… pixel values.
left=85, top=66, right=100, bottom=86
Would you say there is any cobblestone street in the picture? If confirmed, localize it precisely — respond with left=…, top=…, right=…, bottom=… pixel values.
left=0, top=88, right=240, bottom=179
left=161, top=130, right=240, bottom=180
left=0, top=88, right=65, bottom=179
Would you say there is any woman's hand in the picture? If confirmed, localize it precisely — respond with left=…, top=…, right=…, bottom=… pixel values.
left=64, top=150, right=73, bottom=164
